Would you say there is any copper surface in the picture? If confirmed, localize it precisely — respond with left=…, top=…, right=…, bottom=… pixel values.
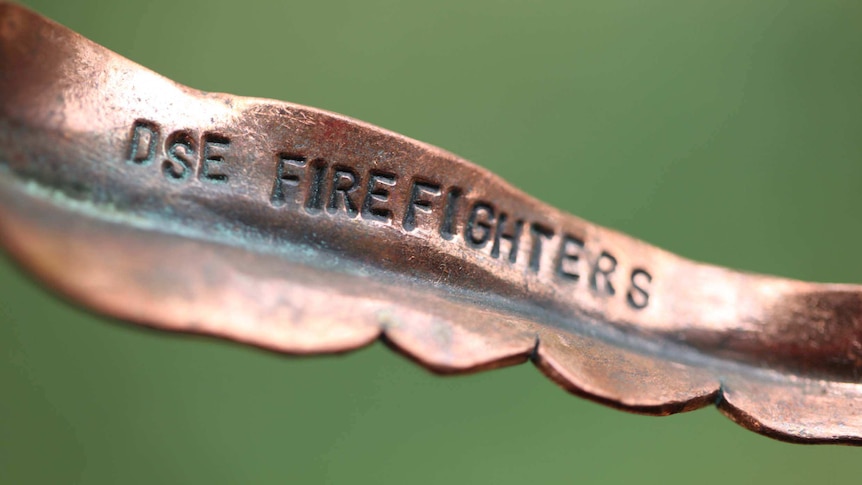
left=1, top=2, right=861, bottom=445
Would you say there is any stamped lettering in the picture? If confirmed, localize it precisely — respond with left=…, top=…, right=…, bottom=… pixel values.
left=528, top=223, right=554, bottom=272
left=362, top=170, right=397, bottom=223
left=627, top=269, right=652, bottom=309
left=127, top=120, right=159, bottom=165
left=328, top=165, right=360, bottom=216
left=439, top=187, right=462, bottom=240
left=491, top=213, right=523, bottom=263
left=124, top=120, right=232, bottom=185
left=200, top=133, right=230, bottom=184
left=125, top=119, right=655, bottom=309
left=270, top=154, right=306, bottom=207
left=403, top=179, right=441, bottom=232
left=163, top=131, right=195, bottom=181
left=465, top=201, right=495, bottom=248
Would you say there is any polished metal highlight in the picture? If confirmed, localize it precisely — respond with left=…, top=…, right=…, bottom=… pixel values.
left=1, top=2, right=861, bottom=444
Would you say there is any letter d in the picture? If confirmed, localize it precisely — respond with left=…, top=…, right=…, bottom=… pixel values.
left=127, top=120, right=159, bottom=165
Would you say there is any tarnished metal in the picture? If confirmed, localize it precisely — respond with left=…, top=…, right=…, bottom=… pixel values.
left=2, top=2, right=862, bottom=444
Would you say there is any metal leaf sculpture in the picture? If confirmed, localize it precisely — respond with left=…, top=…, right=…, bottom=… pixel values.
left=1, top=2, right=861, bottom=444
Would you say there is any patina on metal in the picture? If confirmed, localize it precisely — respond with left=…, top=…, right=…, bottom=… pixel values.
left=1, top=2, right=861, bottom=445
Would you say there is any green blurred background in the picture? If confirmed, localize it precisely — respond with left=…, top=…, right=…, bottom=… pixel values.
left=2, top=0, right=862, bottom=483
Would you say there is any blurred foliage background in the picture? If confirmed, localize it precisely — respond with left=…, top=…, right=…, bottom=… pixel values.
left=2, top=0, right=862, bottom=483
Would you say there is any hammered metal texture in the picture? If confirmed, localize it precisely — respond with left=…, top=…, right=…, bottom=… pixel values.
left=2, top=2, right=862, bottom=444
